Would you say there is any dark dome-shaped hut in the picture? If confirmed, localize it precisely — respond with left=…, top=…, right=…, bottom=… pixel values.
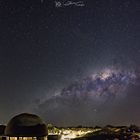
left=5, top=113, right=48, bottom=140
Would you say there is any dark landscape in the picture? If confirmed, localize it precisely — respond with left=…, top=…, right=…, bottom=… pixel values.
left=47, top=124, right=140, bottom=140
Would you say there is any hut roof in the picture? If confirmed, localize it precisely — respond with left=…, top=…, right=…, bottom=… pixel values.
left=5, top=113, right=48, bottom=137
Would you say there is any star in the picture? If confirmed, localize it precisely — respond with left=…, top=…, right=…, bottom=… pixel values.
left=41, top=0, right=44, bottom=4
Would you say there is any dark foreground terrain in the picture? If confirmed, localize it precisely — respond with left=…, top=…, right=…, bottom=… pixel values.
left=48, top=124, right=140, bottom=140
left=74, top=133, right=139, bottom=140
left=73, top=126, right=140, bottom=140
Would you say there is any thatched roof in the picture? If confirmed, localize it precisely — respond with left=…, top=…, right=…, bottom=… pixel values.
left=5, top=113, right=48, bottom=137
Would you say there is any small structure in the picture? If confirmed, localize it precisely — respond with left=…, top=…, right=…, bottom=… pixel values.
left=5, top=113, right=48, bottom=140
left=0, top=125, right=6, bottom=140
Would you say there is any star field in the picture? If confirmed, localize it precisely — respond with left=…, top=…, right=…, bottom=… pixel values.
left=0, top=0, right=140, bottom=125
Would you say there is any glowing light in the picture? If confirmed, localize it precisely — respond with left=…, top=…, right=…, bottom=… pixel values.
left=99, top=68, right=116, bottom=80
left=60, top=133, right=76, bottom=140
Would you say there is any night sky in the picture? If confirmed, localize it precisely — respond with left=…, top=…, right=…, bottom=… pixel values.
left=0, top=0, right=140, bottom=126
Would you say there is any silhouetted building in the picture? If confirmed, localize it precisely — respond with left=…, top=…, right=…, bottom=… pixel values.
left=5, top=113, right=48, bottom=140
left=0, top=125, right=6, bottom=140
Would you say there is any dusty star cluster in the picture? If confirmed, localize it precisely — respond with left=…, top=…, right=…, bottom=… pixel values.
left=60, top=68, right=138, bottom=102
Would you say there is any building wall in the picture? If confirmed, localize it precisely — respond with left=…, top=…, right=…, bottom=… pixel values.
left=6, top=137, right=47, bottom=140
left=0, top=136, right=6, bottom=140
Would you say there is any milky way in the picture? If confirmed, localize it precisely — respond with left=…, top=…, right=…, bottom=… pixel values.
left=61, top=68, right=137, bottom=102
left=36, top=67, right=140, bottom=126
